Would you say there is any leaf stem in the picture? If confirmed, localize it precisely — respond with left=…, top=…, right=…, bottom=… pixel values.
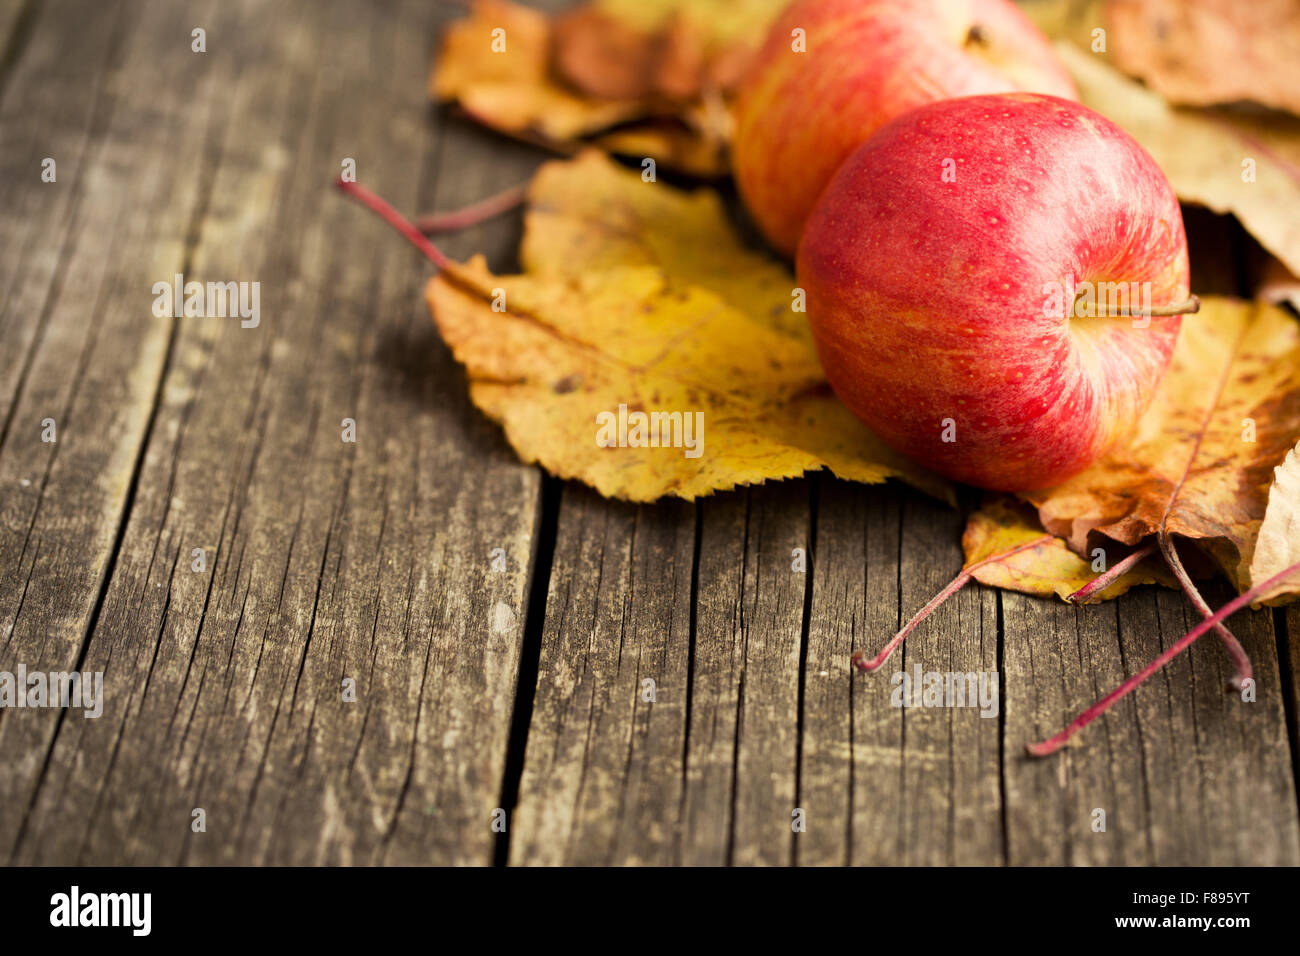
left=334, top=178, right=451, bottom=270
left=415, top=183, right=528, bottom=235
left=852, top=534, right=1052, bottom=672
left=1066, top=542, right=1157, bottom=604
left=1159, top=533, right=1252, bottom=691
left=1025, top=558, right=1300, bottom=757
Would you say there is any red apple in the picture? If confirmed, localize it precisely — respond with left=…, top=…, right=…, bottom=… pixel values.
left=733, top=0, right=1078, bottom=257
left=797, top=93, right=1193, bottom=491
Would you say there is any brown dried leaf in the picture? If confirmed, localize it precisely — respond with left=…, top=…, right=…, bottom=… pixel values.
left=552, top=8, right=707, bottom=103
left=1106, top=0, right=1300, bottom=115
left=431, top=0, right=781, bottom=176
left=652, top=14, right=707, bottom=102
left=551, top=8, right=661, bottom=101
left=431, top=0, right=645, bottom=143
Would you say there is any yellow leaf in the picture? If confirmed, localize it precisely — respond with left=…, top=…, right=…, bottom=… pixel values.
left=1248, top=441, right=1300, bottom=604
left=1051, top=41, right=1300, bottom=281
left=1022, top=297, right=1300, bottom=594
left=520, top=153, right=804, bottom=337
left=425, top=152, right=953, bottom=504
left=963, top=498, right=1172, bottom=601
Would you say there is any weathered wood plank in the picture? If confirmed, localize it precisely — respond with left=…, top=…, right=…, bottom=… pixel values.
left=0, top=0, right=38, bottom=86
left=679, top=481, right=810, bottom=866
left=10, top=0, right=542, bottom=865
left=799, top=480, right=1002, bottom=865
left=0, top=0, right=233, bottom=859
left=3, top=0, right=1295, bottom=869
left=1002, top=586, right=1299, bottom=864
left=507, top=488, right=695, bottom=865
left=509, top=479, right=812, bottom=866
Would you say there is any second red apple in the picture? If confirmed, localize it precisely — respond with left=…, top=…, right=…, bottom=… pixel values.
left=733, top=0, right=1078, bottom=257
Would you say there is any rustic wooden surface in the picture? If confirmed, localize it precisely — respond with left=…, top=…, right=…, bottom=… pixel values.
left=1, top=0, right=1297, bottom=866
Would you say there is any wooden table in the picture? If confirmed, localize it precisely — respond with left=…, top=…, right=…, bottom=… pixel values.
left=1, top=0, right=1297, bottom=866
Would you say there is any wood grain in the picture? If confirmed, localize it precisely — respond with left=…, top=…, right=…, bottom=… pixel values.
left=1003, top=587, right=1299, bottom=864
left=681, top=481, right=810, bottom=866
left=4, top=0, right=542, bottom=865
left=507, top=488, right=695, bottom=865
left=0, top=0, right=230, bottom=858
left=799, top=481, right=1002, bottom=866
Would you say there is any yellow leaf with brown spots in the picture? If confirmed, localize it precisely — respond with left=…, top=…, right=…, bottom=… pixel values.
left=424, top=152, right=952, bottom=503
left=1021, top=298, right=1300, bottom=595
left=963, top=498, right=1172, bottom=601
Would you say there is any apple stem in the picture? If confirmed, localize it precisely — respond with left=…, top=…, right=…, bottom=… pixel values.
left=1026, top=558, right=1300, bottom=756
left=415, top=183, right=528, bottom=235
left=852, top=534, right=1052, bottom=673
left=1066, top=542, right=1157, bottom=604
left=334, top=177, right=451, bottom=270
left=1090, top=295, right=1201, bottom=318
left=1158, top=533, right=1253, bottom=691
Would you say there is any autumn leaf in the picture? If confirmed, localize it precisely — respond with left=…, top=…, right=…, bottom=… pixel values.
left=962, top=498, right=1172, bottom=602
left=431, top=0, right=784, bottom=177
left=590, top=0, right=788, bottom=51
left=518, top=151, right=804, bottom=337
left=1247, top=441, right=1300, bottom=603
left=555, top=0, right=784, bottom=95
left=551, top=7, right=711, bottom=103
left=1105, top=0, right=1300, bottom=116
left=431, top=0, right=645, bottom=145
left=425, top=152, right=953, bottom=503
left=590, top=116, right=731, bottom=179
left=1021, top=297, right=1300, bottom=595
